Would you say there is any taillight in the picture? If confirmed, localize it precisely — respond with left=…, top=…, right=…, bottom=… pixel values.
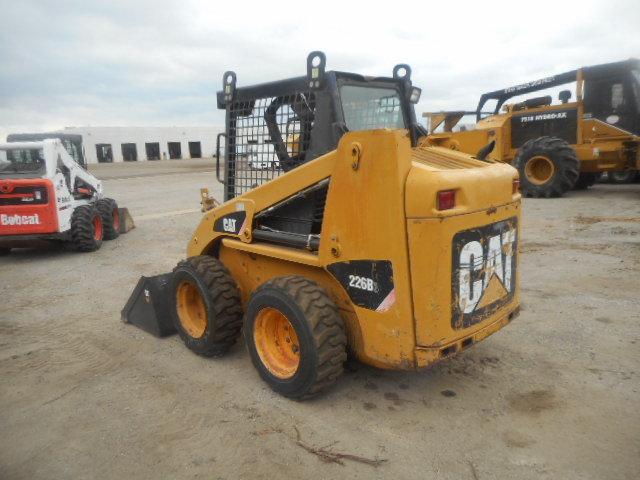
left=513, top=179, right=520, bottom=194
left=437, top=190, right=456, bottom=210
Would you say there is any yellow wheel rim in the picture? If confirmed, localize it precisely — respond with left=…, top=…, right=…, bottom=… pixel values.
left=524, top=156, right=555, bottom=185
left=254, top=307, right=300, bottom=379
left=176, top=281, right=207, bottom=338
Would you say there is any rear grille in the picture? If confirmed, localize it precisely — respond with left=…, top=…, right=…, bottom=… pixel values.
left=0, top=186, right=49, bottom=206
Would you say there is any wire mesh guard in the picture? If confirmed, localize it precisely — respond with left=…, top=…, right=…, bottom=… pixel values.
left=226, top=92, right=316, bottom=199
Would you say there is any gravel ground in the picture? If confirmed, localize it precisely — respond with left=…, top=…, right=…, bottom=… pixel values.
left=1, top=159, right=638, bottom=480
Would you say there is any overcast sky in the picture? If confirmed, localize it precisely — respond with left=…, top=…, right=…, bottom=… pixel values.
left=1, top=0, right=639, bottom=140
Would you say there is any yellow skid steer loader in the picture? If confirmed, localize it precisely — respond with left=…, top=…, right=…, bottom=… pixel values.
left=123, top=52, right=522, bottom=399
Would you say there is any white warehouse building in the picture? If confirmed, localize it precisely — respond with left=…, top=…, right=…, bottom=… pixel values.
left=55, top=126, right=223, bottom=164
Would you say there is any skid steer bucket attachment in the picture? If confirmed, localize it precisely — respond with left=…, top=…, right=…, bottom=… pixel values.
left=117, top=207, right=135, bottom=234
left=121, top=273, right=176, bottom=337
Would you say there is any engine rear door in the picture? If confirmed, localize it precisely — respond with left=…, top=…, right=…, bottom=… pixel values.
left=407, top=205, right=520, bottom=347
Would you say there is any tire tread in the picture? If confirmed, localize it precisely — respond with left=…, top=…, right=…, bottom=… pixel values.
left=71, top=204, right=101, bottom=252
left=251, top=276, right=347, bottom=399
left=96, top=198, right=119, bottom=240
left=514, top=136, right=580, bottom=198
left=173, top=256, right=243, bottom=357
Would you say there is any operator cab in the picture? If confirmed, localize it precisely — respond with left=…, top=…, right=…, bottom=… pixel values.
left=0, top=140, right=97, bottom=200
left=582, top=59, right=640, bottom=135
left=0, top=146, right=46, bottom=179
left=216, top=52, right=423, bottom=201
left=6, top=133, right=87, bottom=169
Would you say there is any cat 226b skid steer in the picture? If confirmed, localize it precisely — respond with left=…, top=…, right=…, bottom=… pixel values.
left=124, top=52, right=521, bottom=399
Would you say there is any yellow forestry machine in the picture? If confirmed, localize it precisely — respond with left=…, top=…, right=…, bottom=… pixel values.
left=123, top=52, right=521, bottom=399
left=424, top=59, right=640, bottom=197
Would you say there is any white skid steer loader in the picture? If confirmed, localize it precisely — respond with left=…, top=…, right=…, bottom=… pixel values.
left=0, top=139, right=131, bottom=254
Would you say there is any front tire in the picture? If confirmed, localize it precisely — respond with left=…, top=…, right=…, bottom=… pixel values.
left=96, top=198, right=120, bottom=240
left=171, top=256, right=243, bottom=357
left=0, top=247, right=10, bottom=256
left=70, top=205, right=103, bottom=252
left=514, top=136, right=579, bottom=198
left=244, top=276, right=347, bottom=400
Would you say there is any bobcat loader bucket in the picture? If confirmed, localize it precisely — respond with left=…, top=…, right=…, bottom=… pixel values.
left=121, top=273, right=176, bottom=337
left=118, top=207, right=136, bottom=234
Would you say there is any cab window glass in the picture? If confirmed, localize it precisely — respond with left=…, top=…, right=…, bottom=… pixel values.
left=611, top=83, right=624, bottom=110
left=0, top=148, right=46, bottom=177
left=339, top=86, right=405, bottom=131
left=632, top=71, right=640, bottom=110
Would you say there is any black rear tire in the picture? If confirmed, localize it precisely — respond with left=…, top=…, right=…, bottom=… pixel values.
left=610, top=170, right=637, bottom=184
left=0, top=247, right=10, bottom=256
left=171, top=256, right=243, bottom=357
left=573, top=172, right=600, bottom=190
left=244, top=276, right=347, bottom=400
left=96, top=198, right=120, bottom=240
left=514, top=136, right=579, bottom=198
left=70, top=205, right=103, bottom=252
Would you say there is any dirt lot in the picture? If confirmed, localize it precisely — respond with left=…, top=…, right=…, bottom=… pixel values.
left=1, top=159, right=638, bottom=480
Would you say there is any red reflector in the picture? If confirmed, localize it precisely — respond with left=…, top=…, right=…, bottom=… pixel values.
left=513, top=179, right=520, bottom=194
left=437, top=190, right=456, bottom=210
